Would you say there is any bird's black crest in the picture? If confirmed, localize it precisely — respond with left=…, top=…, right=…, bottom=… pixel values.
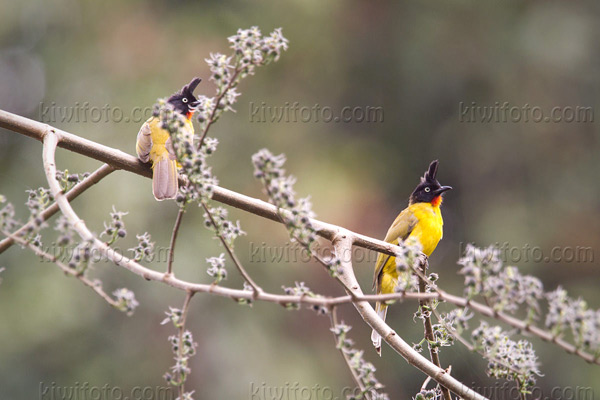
left=181, top=77, right=201, bottom=97
left=421, top=160, right=439, bottom=183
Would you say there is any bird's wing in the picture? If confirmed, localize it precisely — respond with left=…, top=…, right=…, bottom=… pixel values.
left=372, top=208, right=418, bottom=289
left=136, top=120, right=153, bottom=163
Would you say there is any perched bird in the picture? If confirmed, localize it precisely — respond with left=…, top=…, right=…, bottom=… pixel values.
left=371, top=160, right=452, bottom=355
left=136, top=77, right=201, bottom=200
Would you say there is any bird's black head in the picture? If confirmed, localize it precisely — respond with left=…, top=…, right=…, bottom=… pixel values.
left=167, top=77, right=202, bottom=118
left=409, top=160, right=452, bottom=206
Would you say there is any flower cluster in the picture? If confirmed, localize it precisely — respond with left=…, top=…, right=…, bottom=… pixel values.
left=112, top=288, right=139, bottom=316
left=472, top=321, right=540, bottom=393
left=161, top=307, right=184, bottom=328
left=413, top=388, right=442, bottom=400
left=196, top=27, right=288, bottom=135
left=228, top=26, right=289, bottom=72
left=67, top=239, right=94, bottom=275
left=164, top=329, right=198, bottom=390
left=394, top=238, right=422, bottom=292
left=458, top=244, right=503, bottom=298
left=54, top=215, right=74, bottom=248
left=129, top=232, right=154, bottom=263
left=441, top=308, right=473, bottom=335
left=485, top=266, right=543, bottom=318
left=100, top=207, right=127, bottom=246
left=252, top=149, right=317, bottom=247
left=55, top=169, right=89, bottom=192
left=0, top=195, right=18, bottom=232
left=281, top=281, right=327, bottom=314
left=202, top=206, right=245, bottom=248
left=459, top=244, right=543, bottom=320
left=206, top=253, right=227, bottom=283
left=330, top=323, right=389, bottom=400
left=545, top=287, right=600, bottom=354
left=24, top=187, right=52, bottom=235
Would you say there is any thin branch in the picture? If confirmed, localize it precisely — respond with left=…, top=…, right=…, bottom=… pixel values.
left=2, top=229, right=119, bottom=308
left=200, top=200, right=262, bottom=295
left=418, top=259, right=452, bottom=400
left=329, top=307, right=371, bottom=400
left=177, top=291, right=195, bottom=398
left=197, top=66, right=241, bottom=150
left=167, top=208, right=185, bottom=276
left=0, top=163, right=115, bottom=254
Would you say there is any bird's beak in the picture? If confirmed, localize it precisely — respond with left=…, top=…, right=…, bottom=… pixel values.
left=435, top=186, right=453, bottom=195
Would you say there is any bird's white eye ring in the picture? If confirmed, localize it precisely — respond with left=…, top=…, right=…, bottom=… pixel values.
left=182, top=98, right=188, bottom=103
left=424, top=187, right=430, bottom=192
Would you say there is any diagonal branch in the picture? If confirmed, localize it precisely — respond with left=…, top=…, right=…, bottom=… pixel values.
left=329, top=307, right=371, bottom=400
left=0, top=163, right=115, bottom=254
left=200, top=200, right=262, bottom=294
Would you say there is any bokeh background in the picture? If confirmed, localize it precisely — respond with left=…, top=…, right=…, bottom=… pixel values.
left=1, top=1, right=600, bottom=399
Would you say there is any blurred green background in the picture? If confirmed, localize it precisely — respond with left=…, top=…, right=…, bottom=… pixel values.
left=1, top=0, right=600, bottom=398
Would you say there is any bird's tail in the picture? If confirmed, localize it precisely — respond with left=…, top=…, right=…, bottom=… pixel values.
left=152, top=157, right=178, bottom=201
left=371, top=301, right=388, bottom=356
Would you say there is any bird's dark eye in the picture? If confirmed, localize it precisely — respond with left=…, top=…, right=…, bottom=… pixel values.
left=424, top=187, right=430, bottom=193
left=182, top=98, right=188, bottom=103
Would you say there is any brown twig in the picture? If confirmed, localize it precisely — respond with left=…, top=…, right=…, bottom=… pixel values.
left=200, top=200, right=262, bottom=295
left=167, top=208, right=185, bottom=276
left=176, top=291, right=195, bottom=398
left=418, top=258, right=452, bottom=400
left=329, top=307, right=371, bottom=400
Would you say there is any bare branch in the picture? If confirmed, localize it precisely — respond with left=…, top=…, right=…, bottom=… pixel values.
left=167, top=208, right=185, bottom=276
left=200, top=200, right=262, bottom=294
left=329, top=307, right=372, bottom=399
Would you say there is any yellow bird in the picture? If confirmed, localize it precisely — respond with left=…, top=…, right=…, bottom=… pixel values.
left=371, top=160, right=452, bottom=354
left=136, top=78, right=201, bottom=200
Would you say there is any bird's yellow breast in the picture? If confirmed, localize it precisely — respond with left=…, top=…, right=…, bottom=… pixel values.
left=379, top=202, right=444, bottom=296
left=406, top=202, right=443, bottom=257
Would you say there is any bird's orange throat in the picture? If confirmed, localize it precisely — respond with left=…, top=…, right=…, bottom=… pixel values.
left=186, top=112, right=193, bottom=120
left=431, top=195, right=443, bottom=207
